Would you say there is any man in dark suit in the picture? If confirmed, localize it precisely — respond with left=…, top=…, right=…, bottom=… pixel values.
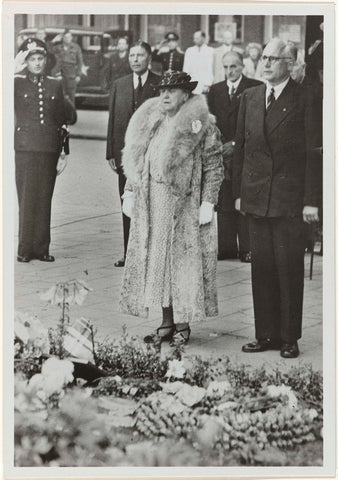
left=106, top=41, right=160, bottom=267
left=208, top=51, right=262, bottom=262
left=152, top=32, right=185, bottom=73
left=232, top=38, right=321, bottom=358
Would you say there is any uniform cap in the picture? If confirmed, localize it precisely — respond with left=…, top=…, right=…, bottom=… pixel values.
left=19, top=37, right=47, bottom=57
left=165, top=32, right=179, bottom=41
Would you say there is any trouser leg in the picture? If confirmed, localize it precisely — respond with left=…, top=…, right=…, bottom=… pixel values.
left=15, top=152, right=38, bottom=257
left=62, top=77, right=77, bottom=106
left=32, top=153, right=58, bottom=256
left=248, top=215, right=281, bottom=340
left=118, top=172, right=130, bottom=257
left=272, top=216, right=306, bottom=342
left=238, top=212, right=250, bottom=254
left=161, top=306, right=174, bottom=327
left=217, top=210, right=238, bottom=258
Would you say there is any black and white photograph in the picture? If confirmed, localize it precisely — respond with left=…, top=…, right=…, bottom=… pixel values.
left=2, top=2, right=336, bottom=478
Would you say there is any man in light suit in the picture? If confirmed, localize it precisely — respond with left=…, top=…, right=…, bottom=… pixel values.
left=106, top=41, right=160, bottom=266
left=213, top=30, right=243, bottom=84
left=208, top=51, right=262, bottom=262
left=232, top=38, right=321, bottom=358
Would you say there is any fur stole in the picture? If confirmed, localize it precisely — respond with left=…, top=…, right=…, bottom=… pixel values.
left=122, top=94, right=214, bottom=194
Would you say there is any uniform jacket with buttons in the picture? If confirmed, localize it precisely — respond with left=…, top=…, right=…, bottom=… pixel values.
left=152, top=48, right=184, bottom=72
left=232, top=78, right=321, bottom=217
left=15, top=73, right=68, bottom=153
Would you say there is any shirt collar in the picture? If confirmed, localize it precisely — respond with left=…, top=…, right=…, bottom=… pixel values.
left=133, top=70, right=149, bottom=89
left=266, top=77, right=290, bottom=100
left=227, top=75, right=242, bottom=92
left=27, top=72, right=44, bottom=84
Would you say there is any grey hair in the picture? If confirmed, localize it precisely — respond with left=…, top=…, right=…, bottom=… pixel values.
left=222, top=50, right=244, bottom=65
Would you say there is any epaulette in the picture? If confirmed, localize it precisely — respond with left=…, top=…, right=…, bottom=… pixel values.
left=14, top=74, right=26, bottom=78
left=47, top=76, right=59, bottom=80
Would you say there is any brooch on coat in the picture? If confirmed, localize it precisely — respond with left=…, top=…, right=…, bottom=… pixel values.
left=191, top=120, right=202, bottom=134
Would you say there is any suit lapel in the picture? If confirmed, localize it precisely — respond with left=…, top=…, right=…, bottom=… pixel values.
left=218, top=81, right=231, bottom=112
left=265, top=79, right=298, bottom=135
left=228, top=76, right=248, bottom=114
left=141, top=71, right=157, bottom=103
left=249, top=84, right=267, bottom=143
left=124, top=74, right=134, bottom=117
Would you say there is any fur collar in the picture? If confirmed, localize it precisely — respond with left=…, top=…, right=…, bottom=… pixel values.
left=122, top=94, right=212, bottom=191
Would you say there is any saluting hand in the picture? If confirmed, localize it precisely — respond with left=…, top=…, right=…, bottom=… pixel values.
left=14, top=50, right=29, bottom=73
left=303, top=206, right=319, bottom=224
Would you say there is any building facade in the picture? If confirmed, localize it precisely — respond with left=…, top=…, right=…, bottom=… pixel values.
left=16, top=14, right=323, bottom=54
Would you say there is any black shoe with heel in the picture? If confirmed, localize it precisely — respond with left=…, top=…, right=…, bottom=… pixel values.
left=169, top=324, right=191, bottom=346
left=144, top=325, right=176, bottom=344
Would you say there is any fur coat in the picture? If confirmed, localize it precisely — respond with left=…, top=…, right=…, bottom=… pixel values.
left=119, top=94, right=224, bottom=324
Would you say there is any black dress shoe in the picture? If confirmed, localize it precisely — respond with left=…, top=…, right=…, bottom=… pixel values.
left=17, top=255, right=30, bottom=263
left=114, top=258, right=125, bottom=267
left=280, top=342, right=299, bottom=358
left=239, top=251, right=251, bottom=263
left=36, top=254, right=55, bottom=262
left=242, top=338, right=282, bottom=353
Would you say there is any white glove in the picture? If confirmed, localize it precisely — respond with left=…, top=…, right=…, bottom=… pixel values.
left=56, top=152, right=68, bottom=176
left=199, top=201, right=214, bottom=226
left=14, top=50, right=29, bottom=73
left=122, top=191, right=134, bottom=218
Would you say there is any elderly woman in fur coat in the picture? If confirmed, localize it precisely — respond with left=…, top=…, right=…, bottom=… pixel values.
left=119, top=71, right=224, bottom=344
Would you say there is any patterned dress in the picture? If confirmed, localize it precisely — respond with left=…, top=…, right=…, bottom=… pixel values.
left=143, top=117, right=176, bottom=308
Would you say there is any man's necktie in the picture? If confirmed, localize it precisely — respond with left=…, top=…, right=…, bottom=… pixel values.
left=134, top=75, right=143, bottom=110
left=267, top=87, right=275, bottom=110
left=229, top=85, right=236, bottom=102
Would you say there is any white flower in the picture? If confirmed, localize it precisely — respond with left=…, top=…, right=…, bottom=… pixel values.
left=35, top=358, right=75, bottom=395
left=206, top=380, right=231, bottom=398
left=191, top=119, right=202, bottom=134
left=308, top=408, right=318, bottom=420
left=165, top=359, right=185, bottom=379
left=266, top=384, right=298, bottom=409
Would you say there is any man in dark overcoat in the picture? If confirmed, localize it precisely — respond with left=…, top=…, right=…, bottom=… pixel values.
left=208, top=51, right=262, bottom=262
left=232, top=38, right=321, bottom=358
left=106, top=41, right=160, bottom=267
left=152, top=32, right=184, bottom=73
left=15, top=38, right=75, bottom=263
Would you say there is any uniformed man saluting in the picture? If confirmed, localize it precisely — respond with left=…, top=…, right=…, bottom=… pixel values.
left=152, top=32, right=184, bottom=73
left=14, top=37, right=75, bottom=263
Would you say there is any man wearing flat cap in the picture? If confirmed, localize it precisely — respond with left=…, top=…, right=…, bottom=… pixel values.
left=14, top=38, right=76, bottom=263
left=152, top=32, right=185, bottom=73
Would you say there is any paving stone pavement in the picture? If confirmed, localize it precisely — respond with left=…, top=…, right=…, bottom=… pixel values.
left=14, top=112, right=323, bottom=372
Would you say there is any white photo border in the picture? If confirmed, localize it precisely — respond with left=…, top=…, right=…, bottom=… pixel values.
left=2, top=1, right=336, bottom=478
